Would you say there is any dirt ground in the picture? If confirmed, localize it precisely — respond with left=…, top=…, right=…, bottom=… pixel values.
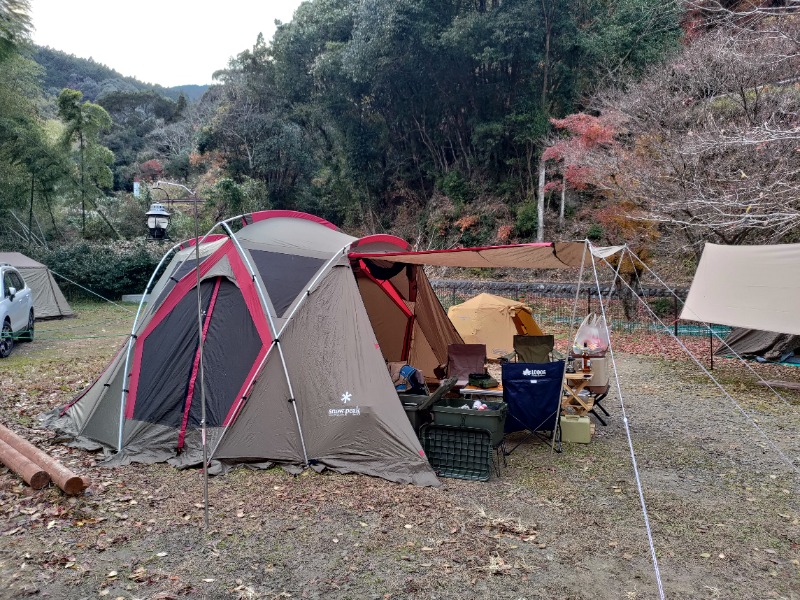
left=1, top=302, right=799, bottom=600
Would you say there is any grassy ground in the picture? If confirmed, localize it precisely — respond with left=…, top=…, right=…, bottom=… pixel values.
left=0, top=301, right=799, bottom=599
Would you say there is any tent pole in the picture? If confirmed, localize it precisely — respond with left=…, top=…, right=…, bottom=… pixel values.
left=192, top=197, right=210, bottom=530
left=208, top=242, right=353, bottom=464
left=218, top=221, right=316, bottom=466
left=551, top=240, right=589, bottom=453
left=116, top=241, right=183, bottom=452
left=709, top=325, right=713, bottom=371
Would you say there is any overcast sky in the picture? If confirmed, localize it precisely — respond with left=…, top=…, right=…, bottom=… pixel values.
left=30, top=0, right=306, bottom=87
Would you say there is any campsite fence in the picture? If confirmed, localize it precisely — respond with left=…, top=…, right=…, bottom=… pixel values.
left=430, top=279, right=731, bottom=338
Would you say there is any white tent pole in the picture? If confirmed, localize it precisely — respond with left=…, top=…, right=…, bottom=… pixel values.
left=208, top=243, right=352, bottom=463
left=116, top=241, right=184, bottom=452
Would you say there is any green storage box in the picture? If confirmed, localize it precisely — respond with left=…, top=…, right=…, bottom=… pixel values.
left=400, top=394, right=432, bottom=434
left=420, top=424, right=492, bottom=481
left=431, top=399, right=507, bottom=446
left=560, top=415, right=592, bottom=443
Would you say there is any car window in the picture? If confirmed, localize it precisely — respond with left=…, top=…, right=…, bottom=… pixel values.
left=2, top=273, right=13, bottom=298
left=10, top=272, right=24, bottom=290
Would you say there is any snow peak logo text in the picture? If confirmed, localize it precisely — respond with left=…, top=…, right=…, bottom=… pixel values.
left=330, top=391, right=360, bottom=416
left=329, top=406, right=361, bottom=417
left=522, top=368, right=547, bottom=377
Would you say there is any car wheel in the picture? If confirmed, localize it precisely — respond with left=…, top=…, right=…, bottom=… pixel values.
left=21, top=311, right=34, bottom=342
left=0, top=320, right=13, bottom=358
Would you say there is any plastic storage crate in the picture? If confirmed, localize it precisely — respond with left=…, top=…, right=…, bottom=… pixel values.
left=431, top=400, right=507, bottom=446
left=399, top=394, right=432, bottom=434
left=420, top=424, right=492, bottom=481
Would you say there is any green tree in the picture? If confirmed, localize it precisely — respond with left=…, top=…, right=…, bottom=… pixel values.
left=57, top=88, right=116, bottom=238
left=0, top=0, right=30, bottom=63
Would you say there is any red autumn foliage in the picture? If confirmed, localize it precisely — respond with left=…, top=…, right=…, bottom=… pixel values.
left=139, top=159, right=164, bottom=182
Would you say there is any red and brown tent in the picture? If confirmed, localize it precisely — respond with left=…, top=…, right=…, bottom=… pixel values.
left=47, top=211, right=584, bottom=486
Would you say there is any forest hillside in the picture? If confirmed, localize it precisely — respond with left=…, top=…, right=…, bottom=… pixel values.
left=0, top=0, right=797, bottom=290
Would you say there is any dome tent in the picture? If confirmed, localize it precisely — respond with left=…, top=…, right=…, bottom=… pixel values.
left=45, top=211, right=586, bottom=486
left=0, top=252, right=73, bottom=319
left=448, top=293, right=543, bottom=360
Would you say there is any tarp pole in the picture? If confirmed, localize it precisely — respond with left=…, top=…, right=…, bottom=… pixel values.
left=192, top=198, right=210, bottom=529
left=551, top=240, right=589, bottom=452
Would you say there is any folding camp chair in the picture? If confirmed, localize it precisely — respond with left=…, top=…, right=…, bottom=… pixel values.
left=445, top=343, right=487, bottom=387
left=501, top=360, right=564, bottom=454
left=585, top=356, right=611, bottom=426
left=513, top=334, right=555, bottom=363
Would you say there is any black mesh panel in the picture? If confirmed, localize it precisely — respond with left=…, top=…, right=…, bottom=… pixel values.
left=249, top=250, right=325, bottom=317
left=133, top=281, right=215, bottom=426
left=188, top=280, right=264, bottom=428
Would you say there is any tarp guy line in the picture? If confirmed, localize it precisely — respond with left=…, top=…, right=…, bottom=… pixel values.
left=208, top=243, right=352, bottom=465
left=633, top=257, right=796, bottom=413
left=600, top=248, right=800, bottom=481
left=220, top=220, right=310, bottom=466
left=588, top=242, right=666, bottom=600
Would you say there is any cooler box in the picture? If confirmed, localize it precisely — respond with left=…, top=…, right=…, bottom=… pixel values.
left=431, top=400, right=507, bottom=446
left=560, top=415, right=592, bottom=443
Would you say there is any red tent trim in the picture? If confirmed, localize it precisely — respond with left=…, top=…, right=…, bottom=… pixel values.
left=125, top=241, right=272, bottom=419
left=177, top=277, right=221, bottom=450
left=350, top=234, right=410, bottom=251
left=242, top=210, right=340, bottom=231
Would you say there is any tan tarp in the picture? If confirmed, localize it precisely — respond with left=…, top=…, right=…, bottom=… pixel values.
left=448, top=293, right=543, bottom=359
left=350, top=242, right=586, bottom=269
left=681, top=243, right=800, bottom=336
left=0, top=252, right=73, bottom=319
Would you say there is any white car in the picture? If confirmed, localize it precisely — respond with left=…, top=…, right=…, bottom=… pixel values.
left=0, top=263, right=34, bottom=358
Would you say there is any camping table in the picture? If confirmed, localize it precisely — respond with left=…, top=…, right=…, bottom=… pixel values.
left=459, top=385, right=504, bottom=401
left=561, top=371, right=595, bottom=416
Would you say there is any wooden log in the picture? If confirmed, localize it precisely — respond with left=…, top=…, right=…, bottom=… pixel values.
left=0, top=423, right=88, bottom=495
left=0, top=438, right=50, bottom=489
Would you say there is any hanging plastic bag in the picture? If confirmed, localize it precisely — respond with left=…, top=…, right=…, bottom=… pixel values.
left=572, top=313, right=610, bottom=355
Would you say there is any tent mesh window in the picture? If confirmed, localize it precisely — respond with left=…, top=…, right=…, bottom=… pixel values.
left=420, top=424, right=492, bottom=481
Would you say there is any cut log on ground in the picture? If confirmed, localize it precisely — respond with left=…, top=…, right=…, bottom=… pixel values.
left=0, top=423, right=88, bottom=495
left=0, top=438, right=50, bottom=489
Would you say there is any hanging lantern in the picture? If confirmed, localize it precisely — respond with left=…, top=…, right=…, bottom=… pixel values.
left=146, top=203, right=171, bottom=240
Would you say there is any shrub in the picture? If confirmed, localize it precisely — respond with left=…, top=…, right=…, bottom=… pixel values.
left=586, top=224, right=604, bottom=241
left=35, top=241, right=165, bottom=300
left=515, top=202, right=538, bottom=239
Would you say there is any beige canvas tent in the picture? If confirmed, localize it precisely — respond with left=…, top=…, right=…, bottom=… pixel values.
left=0, top=252, right=73, bottom=319
left=447, top=293, right=543, bottom=359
